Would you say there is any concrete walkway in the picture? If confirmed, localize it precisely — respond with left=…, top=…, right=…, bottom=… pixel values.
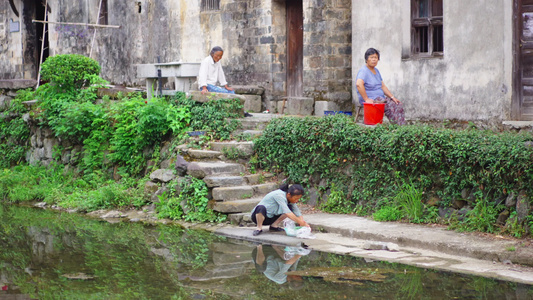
left=214, top=212, right=533, bottom=285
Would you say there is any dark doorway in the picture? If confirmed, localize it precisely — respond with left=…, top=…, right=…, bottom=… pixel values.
left=22, top=0, right=49, bottom=79
left=516, top=0, right=533, bottom=120
left=286, top=0, right=303, bottom=97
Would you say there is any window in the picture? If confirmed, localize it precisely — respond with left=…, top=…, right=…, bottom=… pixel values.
left=411, top=0, right=443, bottom=57
left=201, top=0, right=220, bottom=11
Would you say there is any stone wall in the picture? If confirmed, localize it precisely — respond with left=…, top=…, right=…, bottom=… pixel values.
left=1, top=0, right=353, bottom=113
left=303, top=0, right=352, bottom=108
left=0, top=1, right=23, bottom=79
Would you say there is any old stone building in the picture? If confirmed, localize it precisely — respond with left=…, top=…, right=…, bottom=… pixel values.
left=1, top=0, right=352, bottom=113
left=351, top=0, right=532, bottom=122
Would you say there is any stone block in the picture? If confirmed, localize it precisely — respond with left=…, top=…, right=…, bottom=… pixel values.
left=0, top=95, right=12, bottom=111
left=212, top=186, right=254, bottom=201
left=242, top=94, right=262, bottom=113
left=144, top=181, right=159, bottom=197
left=0, top=79, right=37, bottom=89
left=187, top=162, right=245, bottom=179
left=203, top=176, right=246, bottom=188
left=244, top=174, right=261, bottom=185
left=286, top=97, right=314, bottom=115
left=189, top=90, right=246, bottom=105
left=232, top=85, right=265, bottom=95
left=149, top=169, right=176, bottom=183
left=314, top=101, right=341, bottom=116
left=174, top=154, right=189, bottom=176
left=210, top=141, right=254, bottom=156
left=252, top=183, right=278, bottom=196
left=212, top=198, right=262, bottom=213
left=188, top=149, right=223, bottom=160
left=42, top=138, right=59, bottom=160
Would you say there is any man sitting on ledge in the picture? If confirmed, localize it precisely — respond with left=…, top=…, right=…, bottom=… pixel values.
left=198, top=46, right=235, bottom=95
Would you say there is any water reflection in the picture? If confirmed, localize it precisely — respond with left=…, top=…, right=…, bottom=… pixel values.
left=1, top=204, right=532, bottom=299
left=252, top=244, right=310, bottom=285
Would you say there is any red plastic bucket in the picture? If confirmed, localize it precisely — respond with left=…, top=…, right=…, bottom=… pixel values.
left=363, top=103, right=385, bottom=125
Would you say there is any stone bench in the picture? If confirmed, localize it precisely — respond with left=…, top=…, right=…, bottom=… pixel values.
left=189, top=85, right=264, bottom=113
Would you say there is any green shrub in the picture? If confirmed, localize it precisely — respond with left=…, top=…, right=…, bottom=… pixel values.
left=40, top=54, right=101, bottom=90
left=253, top=115, right=533, bottom=233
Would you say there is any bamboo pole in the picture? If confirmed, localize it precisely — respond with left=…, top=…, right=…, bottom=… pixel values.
left=89, top=0, right=104, bottom=58
left=32, top=20, right=120, bottom=29
left=36, top=0, right=48, bottom=89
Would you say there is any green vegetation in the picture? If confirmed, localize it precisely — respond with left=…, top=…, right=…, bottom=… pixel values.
left=156, top=176, right=226, bottom=223
left=0, top=89, right=34, bottom=168
left=254, top=115, right=533, bottom=235
left=40, top=53, right=101, bottom=90
left=0, top=54, right=243, bottom=223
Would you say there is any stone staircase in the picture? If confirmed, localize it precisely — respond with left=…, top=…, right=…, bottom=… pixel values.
left=145, top=112, right=285, bottom=223
left=183, top=113, right=283, bottom=223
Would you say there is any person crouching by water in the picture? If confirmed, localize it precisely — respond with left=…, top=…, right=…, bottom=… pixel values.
left=250, top=183, right=309, bottom=236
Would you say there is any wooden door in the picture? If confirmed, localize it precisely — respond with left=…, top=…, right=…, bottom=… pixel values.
left=286, top=0, right=303, bottom=97
left=518, top=0, right=533, bottom=120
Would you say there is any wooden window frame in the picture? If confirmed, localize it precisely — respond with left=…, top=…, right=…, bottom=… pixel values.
left=201, top=0, right=220, bottom=12
left=411, top=0, right=443, bottom=58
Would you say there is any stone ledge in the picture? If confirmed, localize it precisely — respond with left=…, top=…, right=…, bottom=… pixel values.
left=0, top=79, right=37, bottom=89
left=231, top=85, right=265, bottom=95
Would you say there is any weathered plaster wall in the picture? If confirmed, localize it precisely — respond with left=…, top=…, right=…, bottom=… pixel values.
left=0, top=1, right=25, bottom=79
left=1, top=0, right=352, bottom=109
left=352, top=0, right=514, bottom=123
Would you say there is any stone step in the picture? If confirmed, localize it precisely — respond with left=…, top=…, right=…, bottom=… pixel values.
left=232, top=129, right=263, bottom=138
left=212, top=186, right=254, bottom=201
left=187, top=161, right=245, bottom=179
left=212, top=183, right=278, bottom=201
left=239, top=119, right=270, bottom=130
left=228, top=212, right=253, bottom=225
left=203, top=175, right=246, bottom=187
left=212, top=198, right=262, bottom=213
left=188, top=149, right=223, bottom=160
left=243, top=174, right=262, bottom=185
left=252, top=182, right=278, bottom=195
left=209, top=141, right=254, bottom=157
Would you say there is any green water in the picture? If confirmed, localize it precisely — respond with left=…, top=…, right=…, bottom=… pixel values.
left=0, top=204, right=531, bottom=300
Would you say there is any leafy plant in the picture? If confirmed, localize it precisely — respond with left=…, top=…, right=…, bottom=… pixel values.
left=456, top=198, right=502, bottom=233
left=320, top=183, right=354, bottom=214
left=373, top=205, right=402, bottom=221
left=156, top=176, right=226, bottom=223
left=395, top=182, right=424, bottom=222
left=40, top=54, right=101, bottom=90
